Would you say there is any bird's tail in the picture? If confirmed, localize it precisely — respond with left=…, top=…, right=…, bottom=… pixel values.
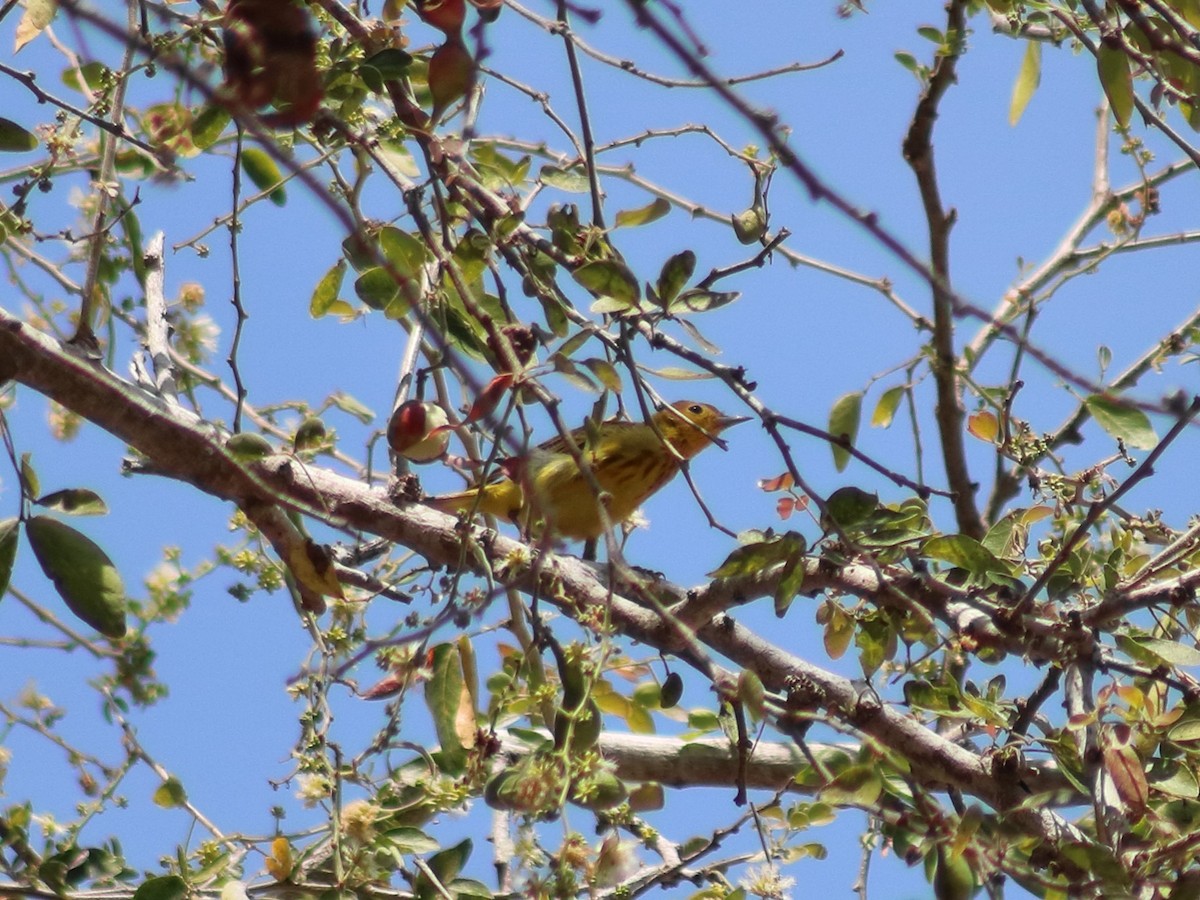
left=426, top=481, right=523, bottom=522
left=425, top=490, right=477, bottom=514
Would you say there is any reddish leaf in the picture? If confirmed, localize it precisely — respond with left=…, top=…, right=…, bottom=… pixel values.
left=758, top=472, right=795, bottom=492
left=463, top=373, right=514, bottom=424
left=360, top=671, right=405, bottom=700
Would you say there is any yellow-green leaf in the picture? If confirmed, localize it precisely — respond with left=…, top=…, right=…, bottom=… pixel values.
left=732, top=205, right=766, bottom=244
left=354, top=267, right=400, bottom=310
left=424, top=643, right=471, bottom=774
left=152, top=776, right=187, bottom=808
left=190, top=105, right=230, bottom=150
left=1085, top=394, right=1157, bottom=449
left=708, top=533, right=796, bottom=579
left=573, top=259, right=640, bottom=305
left=738, top=669, right=766, bottom=722
left=539, top=164, right=589, bottom=193
left=581, top=358, right=623, bottom=393
left=310, top=260, right=347, bottom=318
left=1009, top=40, right=1041, bottom=126
left=871, top=385, right=905, bottom=428
left=240, top=146, right=286, bottom=206
left=821, top=764, right=882, bottom=807
left=225, top=432, right=273, bottom=461
left=924, top=534, right=1009, bottom=576
left=14, top=0, right=56, bottom=52
left=828, top=392, right=863, bottom=472
left=1097, top=43, right=1134, bottom=130
left=615, top=197, right=670, bottom=228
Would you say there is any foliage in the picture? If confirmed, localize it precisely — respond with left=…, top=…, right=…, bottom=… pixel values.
left=5, top=1, right=1200, bottom=899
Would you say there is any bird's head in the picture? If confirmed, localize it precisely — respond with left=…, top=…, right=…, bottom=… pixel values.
left=655, top=400, right=751, bottom=458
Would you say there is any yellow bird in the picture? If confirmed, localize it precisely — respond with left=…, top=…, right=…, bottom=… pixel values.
left=427, top=400, right=750, bottom=541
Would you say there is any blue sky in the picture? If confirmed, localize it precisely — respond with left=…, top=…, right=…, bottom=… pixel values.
left=4, top=2, right=1200, bottom=897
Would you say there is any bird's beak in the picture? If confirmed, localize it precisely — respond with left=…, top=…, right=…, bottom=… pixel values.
left=717, top=414, right=751, bottom=431
left=710, top=414, right=751, bottom=451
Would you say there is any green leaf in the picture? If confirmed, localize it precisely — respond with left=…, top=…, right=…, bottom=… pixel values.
left=20, top=453, right=39, bottom=499
left=424, top=643, right=470, bottom=775
left=871, top=385, right=905, bottom=428
left=895, top=51, right=921, bottom=75
left=773, top=532, right=808, bottom=618
left=1137, top=638, right=1200, bottom=667
left=387, top=827, right=441, bottom=854
left=26, top=515, right=126, bottom=638
left=828, top=391, right=863, bottom=472
left=581, top=358, right=623, bottom=393
left=615, top=197, right=670, bottom=228
left=1085, top=394, right=1157, bottom=449
left=1167, top=720, right=1200, bottom=743
left=354, top=267, right=400, bottom=310
left=190, top=105, right=230, bottom=150
left=1097, top=43, right=1134, bottom=129
left=379, top=225, right=430, bottom=274
left=823, top=604, right=854, bottom=659
left=240, top=147, right=286, bottom=206
left=0, top=518, right=19, bottom=601
left=738, top=669, right=766, bottom=721
left=1009, top=40, right=1041, bottom=126
left=132, top=876, right=188, bottom=900
left=539, top=164, right=590, bottom=192
left=61, top=61, right=107, bottom=92
left=666, top=289, right=740, bottom=316
left=823, top=486, right=878, bottom=530
left=923, top=534, right=1009, bottom=576
left=731, top=205, right=766, bottom=244
left=329, top=391, right=375, bottom=424
left=573, top=259, right=640, bottom=306
left=225, top=432, right=273, bottom=461
left=152, top=776, right=188, bottom=808
left=686, top=710, right=720, bottom=732
left=709, top=532, right=798, bottom=579
left=0, top=117, right=37, bottom=153
left=310, top=260, right=347, bottom=317
left=556, top=330, right=591, bottom=360
left=639, top=365, right=714, bottom=381
left=655, top=250, right=695, bottom=305
left=34, top=488, right=108, bottom=516
left=422, top=838, right=472, bottom=889
left=1149, top=759, right=1199, bottom=798
left=359, top=47, right=413, bottom=92
left=821, top=764, right=882, bottom=807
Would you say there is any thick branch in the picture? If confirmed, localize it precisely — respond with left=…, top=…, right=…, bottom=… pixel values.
left=0, top=307, right=1088, bottom=860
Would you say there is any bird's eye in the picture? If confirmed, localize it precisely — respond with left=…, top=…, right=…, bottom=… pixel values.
left=688, top=404, right=703, bottom=414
